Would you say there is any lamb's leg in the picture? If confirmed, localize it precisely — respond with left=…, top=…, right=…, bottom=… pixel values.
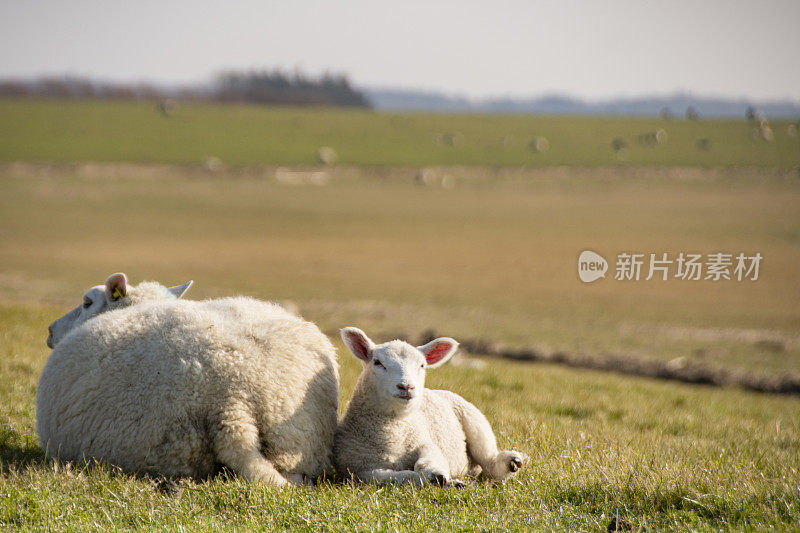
left=356, top=469, right=425, bottom=486
left=211, top=407, right=291, bottom=486
left=454, top=397, right=525, bottom=481
left=413, top=444, right=451, bottom=485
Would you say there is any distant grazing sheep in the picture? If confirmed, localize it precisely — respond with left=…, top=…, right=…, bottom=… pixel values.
left=696, top=138, right=712, bottom=151
left=37, top=277, right=338, bottom=486
left=317, top=147, right=338, bottom=165
left=443, top=132, right=465, bottom=147
left=202, top=156, right=223, bottom=173
left=637, top=129, right=668, bottom=147
left=610, top=137, right=628, bottom=153
left=528, top=136, right=549, bottom=153
left=334, top=327, right=525, bottom=486
left=156, top=99, right=178, bottom=117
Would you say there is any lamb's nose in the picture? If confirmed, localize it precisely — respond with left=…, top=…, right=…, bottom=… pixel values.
left=397, top=383, right=415, bottom=391
left=48, top=326, right=53, bottom=336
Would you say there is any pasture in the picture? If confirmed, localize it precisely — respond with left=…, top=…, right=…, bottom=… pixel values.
left=0, top=99, right=799, bottom=167
left=1, top=99, right=799, bottom=530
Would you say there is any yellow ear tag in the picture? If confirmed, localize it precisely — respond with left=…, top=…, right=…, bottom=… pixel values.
left=112, top=288, right=124, bottom=300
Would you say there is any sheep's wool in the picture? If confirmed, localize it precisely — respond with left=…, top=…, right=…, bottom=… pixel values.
left=37, top=297, right=339, bottom=483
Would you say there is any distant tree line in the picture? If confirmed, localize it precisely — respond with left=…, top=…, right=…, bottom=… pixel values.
left=0, top=70, right=370, bottom=108
left=214, top=70, right=368, bottom=107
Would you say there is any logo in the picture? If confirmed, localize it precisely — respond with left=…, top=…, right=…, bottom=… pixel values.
left=578, top=250, right=608, bottom=283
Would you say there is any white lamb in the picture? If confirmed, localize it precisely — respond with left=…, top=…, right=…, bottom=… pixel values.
left=334, top=327, right=525, bottom=486
left=37, top=275, right=338, bottom=486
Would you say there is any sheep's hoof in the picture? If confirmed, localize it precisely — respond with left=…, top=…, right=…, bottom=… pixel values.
left=448, top=479, right=467, bottom=488
left=431, top=473, right=447, bottom=486
left=509, top=457, right=522, bottom=472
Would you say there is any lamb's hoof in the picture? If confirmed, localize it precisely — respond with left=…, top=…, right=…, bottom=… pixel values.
left=448, top=479, right=467, bottom=488
left=431, top=473, right=447, bottom=486
left=496, top=450, right=526, bottom=477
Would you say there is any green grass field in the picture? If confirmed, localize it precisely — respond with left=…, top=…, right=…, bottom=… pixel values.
left=1, top=99, right=800, bottom=530
left=1, top=98, right=799, bottom=167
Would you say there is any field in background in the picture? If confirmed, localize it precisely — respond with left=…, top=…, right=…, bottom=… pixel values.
left=1, top=99, right=800, bottom=529
left=1, top=99, right=799, bottom=167
left=2, top=166, right=798, bottom=375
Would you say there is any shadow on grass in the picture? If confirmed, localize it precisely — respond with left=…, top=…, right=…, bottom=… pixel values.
left=551, top=482, right=797, bottom=529
left=0, top=439, right=46, bottom=474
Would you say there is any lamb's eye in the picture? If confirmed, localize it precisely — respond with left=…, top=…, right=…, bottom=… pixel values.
left=83, top=297, right=92, bottom=309
left=373, top=360, right=384, bottom=368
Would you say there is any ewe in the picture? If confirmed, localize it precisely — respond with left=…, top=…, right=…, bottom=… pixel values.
left=46, top=272, right=192, bottom=348
left=37, top=275, right=338, bottom=486
left=334, top=327, right=525, bottom=486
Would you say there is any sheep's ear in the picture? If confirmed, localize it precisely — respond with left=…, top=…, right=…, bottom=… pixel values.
left=417, top=337, right=458, bottom=368
left=341, top=327, right=374, bottom=362
left=104, top=272, right=128, bottom=302
left=168, top=280, right=193, bottom=299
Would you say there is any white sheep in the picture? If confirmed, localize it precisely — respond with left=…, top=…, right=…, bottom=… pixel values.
left=46, top=272, right=192, bottom=349
left=37, top=279, right=339, bottom=486
left=334, top=327, right=525, bottom=486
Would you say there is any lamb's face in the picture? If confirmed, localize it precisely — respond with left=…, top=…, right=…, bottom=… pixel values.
left=370, top=341, right=428, bottom=406
left=47, top=273, right=192, bottom=348
left=341, top=327, right=459, bottom=411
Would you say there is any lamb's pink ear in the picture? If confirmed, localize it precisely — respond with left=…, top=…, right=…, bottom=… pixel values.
left=341, top=327, right=375, bottom=362
left=417, top=337, right=459, bottom=368
left=104, top=272, right=128, bottom=302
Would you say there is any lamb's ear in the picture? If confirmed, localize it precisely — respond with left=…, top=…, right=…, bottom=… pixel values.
left=168, top=280, right=193, bottom=299
left=104, top=272, right=128, bottom=302
left=341, top=327, right=375, bottom=362
left=417, top=337, right=459, bottom=368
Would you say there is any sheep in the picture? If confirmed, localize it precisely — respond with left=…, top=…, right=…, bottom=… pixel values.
left=46, top=272, right=192, bottom=349
left=528, top=136, right=549, bottom=153
left=316, top=146, right=338, bottom=165
left=333, top=327, right=525, bottom=486
left=37, top=289, right=338, bottom=486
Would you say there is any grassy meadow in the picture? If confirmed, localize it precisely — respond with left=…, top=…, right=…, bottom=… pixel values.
left=0, top=98, right=799, bottom=167
left=1, top=98, right=800, bottom=530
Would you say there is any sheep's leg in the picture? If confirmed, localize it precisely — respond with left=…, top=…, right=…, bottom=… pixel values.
left=355, top=468, right=425, bottom=486
left=413, top=444, right=451, bottom=485
left=455, top=398, right=525, bottom=481
left=211, top=408, right=291, bottom=486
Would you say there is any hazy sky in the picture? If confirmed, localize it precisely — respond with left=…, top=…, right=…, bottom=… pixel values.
left=1, top=0, right=798, bottom=101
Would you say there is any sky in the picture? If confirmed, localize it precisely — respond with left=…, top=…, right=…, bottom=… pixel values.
left=1, top=0, right=798, bottom=102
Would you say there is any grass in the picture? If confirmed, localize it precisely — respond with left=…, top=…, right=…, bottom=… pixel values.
left=1, top=303, right=799, bottom=530
left=1, top=166, right=798, bottom=375
left=0, top=98, right=799, bottom=167
left=1, top=100, right=800, bottom=529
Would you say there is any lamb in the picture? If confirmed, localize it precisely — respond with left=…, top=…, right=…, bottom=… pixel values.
left=333, top=327, right=525, bottom=486
left=37, top=280, right=339, bottom=486
left=46, top=272, right=193, bottom=349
